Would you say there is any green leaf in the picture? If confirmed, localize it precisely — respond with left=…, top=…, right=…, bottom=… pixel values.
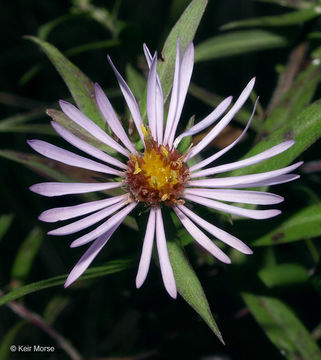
left=25, top=36, right=106, bottom=128
left=126, top=64, right=146, bottom=99
left=11, top=227, right=44, bottom=283
left=258, top=263, right=309, bottom=287
left=71, top=0, right=125, bottom=37
left=0, top=258, right=135, bottom=307
left=0, top=123, right=54, bottom=135
left=0, top=321, right=27, bottom=360
left=65, top=39, right=120, bottom=57
left=140, top=0, right=208, bottom=121
left=255, top=0, right=312, bottom=9
left=221, top=8, right=321, bottom=30
left=253, top=204, right=321, bottom=246
left=263, top=63, right=321, bottom=132
left=0, top=110, right=45, bottom=129
left=158, top=0, right=208, bottom=100
left=168, top=241, right=224, bottom=343
left=43, top=296, right=70, bottom=325
left=0, top=214, right=14, bottom=243
left=38, top=14, right=77, bottom=40
left=194, top=30, right=289, bottom=63
left=0, top=150, right=70, bottom=182
left=243, top=293, right=321, bottom=360
left=229, top=99, right=321, bottom=177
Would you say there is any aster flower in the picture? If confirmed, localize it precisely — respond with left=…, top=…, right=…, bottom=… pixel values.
left=28, top=39, right=301, bottom=299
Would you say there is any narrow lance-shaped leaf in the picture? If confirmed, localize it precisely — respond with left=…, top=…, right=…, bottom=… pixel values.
left=25, top=36, right=106, bottom=129
left=158, top=0, right=207, bottom=100
left=243, top=293, right=321, bottom=360
left=0, top=259, right=135, bottom=307
left=0, top=321, right=27, bottom=360
left=0, top=150, right=69, bottom=182
left=255, top=0, right=312, bottom=9
left=263, top=63, right=321, bottom=132
left=221, top=7, right=321, bottom=30
left=11, top=227, right=44, bottom=284
left=140, top=0, right=208, bottom=123
left=0, top=214, right=14, bottom=243
left=228, top=99, right=321, bottom=177
left=194, top=30, right=289, bottom=63
left=258, top=263, right=309, bottom=287
left=168, top=240, right=224, bottom=343
left=253, top=203, right=321, bottom=246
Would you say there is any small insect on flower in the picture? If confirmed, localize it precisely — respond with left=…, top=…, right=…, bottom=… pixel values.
left=28, top=38, right=301, bottom=298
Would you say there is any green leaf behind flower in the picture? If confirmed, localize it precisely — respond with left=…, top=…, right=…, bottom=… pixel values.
left=229, top=99, right=321, bottom=176
left=158, top=0, right=208, bottom=100
left=168, top=240, right=224, bottom=343
left=25, top=36, right=106, bottom=129
left=194, top=30, right=289, bottom=62
left=263, top=63, right=321, bottom=132
left=258, top=263, right=309, bottom=287
left=0, top=214, right=14, bottom=244
left=253, top=204, right=321, bottom=246
left=0, top=259, right=135, bottom=307
left=221, top=8, right=321, bottom=30
left=11, top=227, right=44, bottom=284
left=243, top=293, right=321, bottom=360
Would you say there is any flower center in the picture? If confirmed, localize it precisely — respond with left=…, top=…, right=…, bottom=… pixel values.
left=140, top=148, right=179, bottom=189
left=125, top=131, right=189, bottom=206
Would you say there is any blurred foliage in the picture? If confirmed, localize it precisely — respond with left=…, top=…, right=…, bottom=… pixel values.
left=1, top=0, right=321, bottom=359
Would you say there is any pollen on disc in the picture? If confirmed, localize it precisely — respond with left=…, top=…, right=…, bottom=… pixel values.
left=125, top=135, right=189, bottom=206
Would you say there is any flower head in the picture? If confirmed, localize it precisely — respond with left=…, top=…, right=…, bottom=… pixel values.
left=28, top=39, right=301, bottom=298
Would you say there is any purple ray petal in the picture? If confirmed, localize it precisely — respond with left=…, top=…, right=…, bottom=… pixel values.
left=184, top=193, right=281, bottom=219
left=30, top=182, right=122, bottom=197
left=143, top=45, right=164, bottom=144
left=39, top=194, right=128, bottom=223
left=186, top=77, right=255, bottom=160
left=163, top=38, right=181, bottom=146
left=174, top=95, right=233, bottom=148
left=155, top=207, right=177, bottom=298
left=173, top=207, right=231, bottom=263
left=64, top=220, right=122, bottom=288
left=147, top=53, right=158, bottom=141
left=217, top=174, right=300, bottom=188
left=28, top=139, right=122, bottom=176
left=184, top=188, right=283, bottom=205
left=178, top=204, right=252, bottom=254
left=51, top=122, right=127, bottom=170
left=70, top=202, right=137, bottom=247
left=107, top=56, right=145, bottom=144
left=143, top=43, right=153, bottom=66
left=167, top=42, right=194, bottom=147
left=95, top=83, right=137, bottom=154
left=189, top=97, right=257, bottom=171
left=48, top=200, right=126, bottom=236
left=191, top=140, right=295, bottom=178
left=136, top=207, right=156, bottom=288
left=187, top=162, right=302, bottom=188
left=59, top=100, right=129, bottom=157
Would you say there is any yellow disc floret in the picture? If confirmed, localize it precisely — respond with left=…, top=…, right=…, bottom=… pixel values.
left=140, top=149, right=179, bottom=189
left=125, top=131, right=190, bottom=206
